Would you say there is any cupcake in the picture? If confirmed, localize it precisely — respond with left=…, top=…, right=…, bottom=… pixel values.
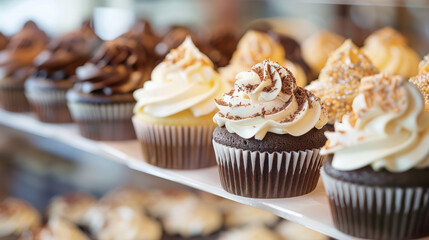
left=218, top=225, right=280, bottom=240
left=306, top=40, right=378, bottom=129
left=66, top=35, right=148, bottom=140
left=0, top=21, right=48, bottom=112
left=302, top=30, right=345, bottom=76
left=362, top=27, right=420, bottom=78
left=219, top=30, right=307, bottom=87
left=20, top=217, right=89, bottom=240
left=133, top=36, right=225, bottom=169
left=46, top=192, right=96, bottom=226
left=161, top=201, right=223, bottom=240
left=203, top=25, right=239, bottom=68
left=321, top=74, right=429, bottom=239
left=95, top=205, right=162, bottom=240
left=0, top=198, right=41, bottom=239
left=213, top=59, right=328, bottom=198
left=275, top=221, right=329, bottom=240
left=410, top=54, right=429, bottom=111
left=25, top=22, right=101, bottom=123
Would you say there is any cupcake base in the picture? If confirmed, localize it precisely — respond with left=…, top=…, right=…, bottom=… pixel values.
left=133, top=116, right=216, bottom=169
left=75, top=120, right=136, bottom=141
left=0, top=86, right=30, bottom=112
left=321, top=158, right=429, bottom=240
left=213, top=140, right=324, bottom=198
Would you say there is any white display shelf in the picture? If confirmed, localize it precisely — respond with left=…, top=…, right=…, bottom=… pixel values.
left=1, top=109, right=428, bottom=240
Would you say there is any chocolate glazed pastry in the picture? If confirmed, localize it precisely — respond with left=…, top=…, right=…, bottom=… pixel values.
left=25, top=21, right=101, bottom=123
left=0, top=21, right=48, bottom=112
left=322, top=157, right=429, bottom=240
left=67, top=36, right=148, bottom=140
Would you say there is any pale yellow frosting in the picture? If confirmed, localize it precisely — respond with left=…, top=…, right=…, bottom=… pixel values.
left=0, top=198, right=41, bottom=237
left=302, top=30, right=345, bottom=75
left=362, top=27, right=420, bottom=78
left=219, top=30, right=307, bottom=87
left=322, top=74, right=429, bottom=172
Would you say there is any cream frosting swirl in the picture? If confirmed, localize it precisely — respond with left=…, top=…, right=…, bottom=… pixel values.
left=322, top=74, right=429, bottom=172
left=133, top=36, right=225, bottom=117
left=219, top=30, right=307, bottom=87
left=362, top=27, right=420, bottom=78
left=214, top=59, right=327, bottom=140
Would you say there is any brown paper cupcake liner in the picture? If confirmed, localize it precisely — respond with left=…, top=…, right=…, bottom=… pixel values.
left=0, top=86, right=30, bottom=112
left=25, top=88, right=72, bottom=123
left=321, top=168, right=429, bottom=240
left=132, top=117, right=216, bottom=169
left=213, top=141, right=324, bottom=198
left=68, top=102, right=136, bottom=140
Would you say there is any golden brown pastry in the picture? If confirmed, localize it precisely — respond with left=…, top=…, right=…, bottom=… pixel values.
left=409, top=53, right=429, bottom=111
left=219, top=30, right=307, bottom=87
left=276, top=221, right=329, bottom=240
left=146, top=189, right=198, bottom=218
left=306, top=40, right=378, bottom=124
left=302, top=30, right=345, bottom=76
left=362, top=27, right=420, bottom=78
left=20, top=218, right=89, bottom=240
left=47, top=192, right=96, bottom=226
left=0, top=198, right=41, bottom=238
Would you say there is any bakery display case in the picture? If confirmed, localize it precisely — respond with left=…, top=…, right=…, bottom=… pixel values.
left=0, top=0, right=429, bottom=239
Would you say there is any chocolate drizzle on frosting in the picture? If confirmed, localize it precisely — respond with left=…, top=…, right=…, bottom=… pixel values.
left=74, top=36, right=148, bottom=95
left=33, top=21, right=101, bottom=80
left=214, top=59, right=327, bottom=140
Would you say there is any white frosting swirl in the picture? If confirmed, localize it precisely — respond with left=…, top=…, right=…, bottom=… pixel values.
left=214, top=59, right=328, bottom=140
left=322, top=74, right=429, bottom=172
left=133, top=36, right=225, bottom=117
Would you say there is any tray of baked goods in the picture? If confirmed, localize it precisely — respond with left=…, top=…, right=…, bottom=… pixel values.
left=0, top=12, right=428, bottom=240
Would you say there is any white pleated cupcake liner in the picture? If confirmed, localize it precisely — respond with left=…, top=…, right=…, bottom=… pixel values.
left=213, top=141, right=324, bottom=198
left=132, top=117, right=217, bottom=169
left=321, top=168, right=429, bottom=240
left=25, top=88, right=72, bottom=123
left=68, top=102, right=136, bottom=140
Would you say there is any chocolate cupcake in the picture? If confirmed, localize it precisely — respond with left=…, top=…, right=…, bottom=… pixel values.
left=306, top=40, right=378, bottom=129
left=203, top=25, right=239, bottom=68
left=133, top=37, right=226, bottom=169
left=321, top=74, right=429, bottom=239
left=0, top=198, right=41, bottom=239
left=25, top=22, right=101, bottom=123
left=66, top=35, right=148, bottom=140
left=213, top=59, right=328, bottom=198
left=0, top=21, right=48, bottom=112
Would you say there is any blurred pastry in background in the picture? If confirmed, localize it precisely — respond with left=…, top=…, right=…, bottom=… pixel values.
left=0, top=32, right=8, bottom=51
left=46, top=192, right=96, bottom=226
left=0, top=198, right=41, bottom=238
left=218, top=225, right=280, bottom=240
left=146, top=189, right=198, bottom=218
left=224, top=204, right=279, bottom=228
left=0, top=20, right=48, bottom=112
left=100, top=186, right=149, bottom=210
left=276, top=221, right=329, bottom=240
left=127, top=19, right=161, bottom=65
left=67, top=34, right=149, bottom=140
left=362, top=27, right=420, bottom=78
left=203, top=25, right=239, bottom=68
left=306, top=40, right=378, bottom=128
left=95, top=205, right=162, bottom=240
left=20, top=217, right=89, bottom=240
left=219, top=30, right=307, bottom=87
left=25, top=21, right=101, bottom=123
left=162, top=201, right=223, bottom=239
left=302, top=30, right=345, bottom=76
left=409, top=53, right=429, bottom=111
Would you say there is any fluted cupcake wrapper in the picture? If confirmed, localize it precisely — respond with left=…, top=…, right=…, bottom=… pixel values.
left=68, top=102, right=136, bottom=141
left=25, top=88, right=72, bottom=123
left=0, top=86, right=30, bottom=112
left=213, top=141, right=324, bottom=198
left=321, top=168, right=429, bottom=240
left=132, top=117, right=217, bottom=169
